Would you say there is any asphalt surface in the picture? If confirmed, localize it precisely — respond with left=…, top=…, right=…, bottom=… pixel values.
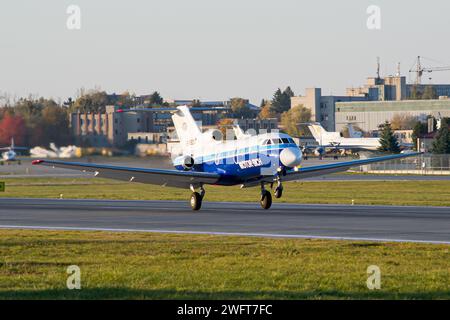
left=0, top=198, right=449, bottom=244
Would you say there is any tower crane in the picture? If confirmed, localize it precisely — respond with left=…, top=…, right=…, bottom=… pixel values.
left=409, top=56, right=450, bottom=84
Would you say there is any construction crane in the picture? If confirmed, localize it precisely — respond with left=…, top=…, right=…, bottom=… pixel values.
left=409, top=56, right=450, bottom=84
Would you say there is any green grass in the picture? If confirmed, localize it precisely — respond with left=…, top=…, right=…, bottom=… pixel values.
left=0, top=229, right=448, bottom=299
left=2, top=177, right=450, bottom=206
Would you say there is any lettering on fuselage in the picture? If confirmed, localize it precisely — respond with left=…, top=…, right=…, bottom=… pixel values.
left=238, top=158, right=262, bottom=169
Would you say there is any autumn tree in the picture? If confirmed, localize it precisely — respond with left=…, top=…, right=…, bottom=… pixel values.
left=258, top=101, right=276, bottom=119
left=0, top=114, right=26, bottom=146
left=41, top=104, right=72, bottom=146
left=280, top=104, right=311, bottom=137
left=230, top=98, right=253, bottom=119
left=70, top=90, right=109, bottom=113
left=390, top=114, right=418, bottom=130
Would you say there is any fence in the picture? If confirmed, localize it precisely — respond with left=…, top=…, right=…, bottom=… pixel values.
left=353, top=154, right=450, bottom=175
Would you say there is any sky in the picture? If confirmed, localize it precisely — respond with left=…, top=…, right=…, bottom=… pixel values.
left=1, top=0, right=450, bottom=104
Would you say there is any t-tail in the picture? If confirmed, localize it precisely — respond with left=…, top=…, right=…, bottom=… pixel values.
left=171, top=106, right=203, bottom=148
left=307, top=123, right=341, bottom=145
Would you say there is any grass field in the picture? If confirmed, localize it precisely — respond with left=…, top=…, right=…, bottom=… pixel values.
left=0, top=229, right=448, bottom=299
left=1, top=177, right=450, bottom=206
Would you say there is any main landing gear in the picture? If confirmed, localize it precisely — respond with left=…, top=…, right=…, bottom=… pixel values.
left=260, top=178, right=284, bottom=210
left=189, top=180, right=284, bottom=211
left=190, top=184, right=205, bottom=211
left=260, top=184, right=272, bottom=210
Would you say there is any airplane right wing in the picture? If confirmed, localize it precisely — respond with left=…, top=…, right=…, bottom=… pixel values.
left=32, top=159, right=221, bottom=189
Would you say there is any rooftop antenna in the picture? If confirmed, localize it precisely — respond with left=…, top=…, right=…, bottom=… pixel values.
left=396, top=62, right=401, bottom=77
left=376, top=57, right=381, bottom=79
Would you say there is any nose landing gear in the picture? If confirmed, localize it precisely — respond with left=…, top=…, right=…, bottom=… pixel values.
left=274, top=178, right=283, bottom=199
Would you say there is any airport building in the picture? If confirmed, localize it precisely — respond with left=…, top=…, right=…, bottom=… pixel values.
left=70, top=99, right=261, bottom=148
left=290, top=88, right=368, bottom=131
left=292, top=72, right=450, bottom=133
left=70, top=105, right=232, bottom=147
left=335, top=98, right=450, bottom=133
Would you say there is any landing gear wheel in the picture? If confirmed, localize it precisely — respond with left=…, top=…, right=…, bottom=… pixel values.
left=274, top=187, right=283, bottom=199
left=190, top=192, right=202, bottom=211
left=260, top=190, right=272, bottom=210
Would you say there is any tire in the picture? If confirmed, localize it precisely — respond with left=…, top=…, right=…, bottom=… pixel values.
left=190, top=192, right=202, bottom=211
left=274, top=187, right=283, bottom=199
left=260, top=190, right=272, bottom=210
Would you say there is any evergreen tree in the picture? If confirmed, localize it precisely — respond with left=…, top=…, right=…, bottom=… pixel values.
left=259, top=99, right=266, bottom=108
left=271, top=86, right=294, bottom=114
left=377, top=121, right=400, bottom=153
left=271, top=88, right=285, bottom=114
left=432, top=119, right=450, bottom=154
left=283, top=86, right=295, bottom=98
left=148, top=91, right=163, bottom=106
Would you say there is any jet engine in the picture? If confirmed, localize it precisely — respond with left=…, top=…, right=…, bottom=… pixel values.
left=204, top=129, right=223, bottom=141
left=181, top=155, right=195, bottom=170
left=314, top=147, right=325, bottom=157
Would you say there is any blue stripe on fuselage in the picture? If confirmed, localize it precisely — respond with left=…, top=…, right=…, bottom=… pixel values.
left=173, top=143, right=297, bottom=184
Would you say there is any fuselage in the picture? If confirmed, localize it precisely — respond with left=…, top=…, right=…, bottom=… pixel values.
left=173, top=132, right=302, bottom=186
left=325, top=137, right=380, bottom=150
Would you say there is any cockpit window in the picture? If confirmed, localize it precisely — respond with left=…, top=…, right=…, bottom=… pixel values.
left=288, top=138, right=295, bottom=144
left=262, top=139, right=272, bottom=145
left=273, top=138, right=283, bottom=144
left=281, top=138, right=289, bottom=144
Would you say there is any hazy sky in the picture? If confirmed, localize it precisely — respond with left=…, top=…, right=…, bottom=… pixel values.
left=1, top=0, right=450, bottom=104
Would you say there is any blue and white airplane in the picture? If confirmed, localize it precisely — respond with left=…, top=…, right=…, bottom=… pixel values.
left=32, top=106, right=418, bottom=210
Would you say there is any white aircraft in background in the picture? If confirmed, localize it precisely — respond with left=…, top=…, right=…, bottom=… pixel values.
left=0, top=138, right=27, bottom=164
left=33, top=106, right=418, bottom=211
left=306, top=123, right=380, bottom=154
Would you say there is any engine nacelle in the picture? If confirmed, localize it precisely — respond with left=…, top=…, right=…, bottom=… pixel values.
left=204, top=129, right=223, bottom=141
left=314, top=147, right=325, bottom=157
left=181, top=155, right=195, bottom=170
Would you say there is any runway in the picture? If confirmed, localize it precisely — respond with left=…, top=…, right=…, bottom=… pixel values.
left=0, top=198, right=449, bottom=244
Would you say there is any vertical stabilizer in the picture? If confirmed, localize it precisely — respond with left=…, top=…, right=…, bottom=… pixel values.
left=171, top=106, right=202, bottom=148
left=307, top=123, right=327, bottom=144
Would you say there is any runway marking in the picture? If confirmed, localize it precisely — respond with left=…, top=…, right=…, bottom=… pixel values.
left=0, top=224, right=449, bottom=245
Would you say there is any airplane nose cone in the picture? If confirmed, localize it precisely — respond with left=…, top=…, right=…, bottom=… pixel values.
left=280, top=147, right=302, bottom=168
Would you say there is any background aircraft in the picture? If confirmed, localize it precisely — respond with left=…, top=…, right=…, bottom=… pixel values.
left=0, top=138, right=27, bottom=164
left=33, top=106, right=418, bottom=210
left=307, top=123, right=380, bottom=151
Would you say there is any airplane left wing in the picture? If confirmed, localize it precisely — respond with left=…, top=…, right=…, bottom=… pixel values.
left=282, top=153, right=420, bottom=181
left=31, top=159, right=220, bottom=188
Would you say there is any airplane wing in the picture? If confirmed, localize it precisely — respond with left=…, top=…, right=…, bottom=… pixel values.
left=31, top=159, right=220, bottom=188
left=282, top=153, right=420, bottom=181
